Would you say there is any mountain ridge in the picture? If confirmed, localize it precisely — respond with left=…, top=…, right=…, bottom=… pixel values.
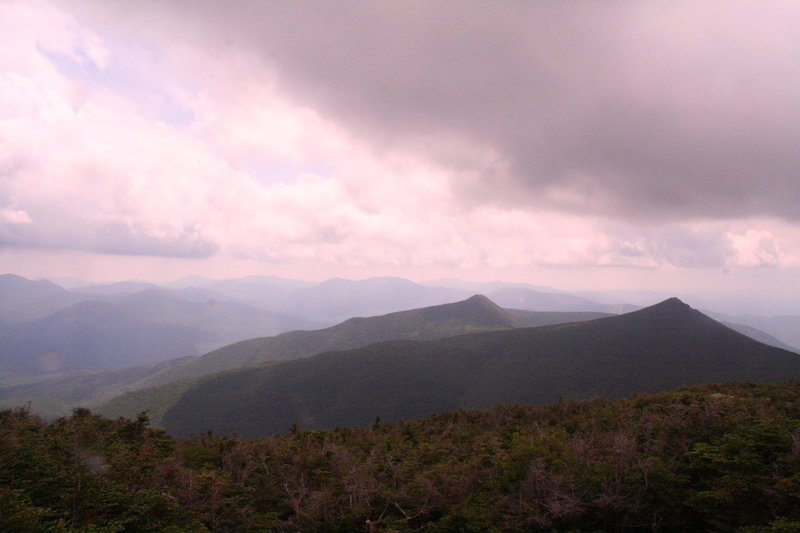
left=160, top=297, right=800, bottom=438
left=100, top=294, right=529, bottom=391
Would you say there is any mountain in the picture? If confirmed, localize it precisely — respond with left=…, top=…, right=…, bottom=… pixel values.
left=268, top=276, right=471, bottom=323
left=0, top=273, right=89, bottom=323
left=8, top=295, right=607, bottom=420
left=0, top=280, right=322, bottom=378
left=0, top=301, right=214, bottom=376
left=106, top=289, right=322, bottom=351
left=167, top=275, right=317, bottom=309
left=99, top=295, right=530, bottom=393
left=505, top=308, right=612, bottom=327
left=722, top=321, right=799, bottom=352
left=97, top=296, right=615, bottom=422
left=485, top=287, right=635, bottom=313
left=0, top=357, right=192, bottom=418
left=168, top=274, right=315, bottom=292
left=42, top=276, right=93, bottom=289
left=73, top=280, right=163, bottom=295
left=160, top=298, right=800, bottom=438
left=709, top=311, right=800, bottom=352
left=167, top=276, right=471, bottom=323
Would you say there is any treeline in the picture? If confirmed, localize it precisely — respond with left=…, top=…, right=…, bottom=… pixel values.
left=3, top=382, right=800, bottom=532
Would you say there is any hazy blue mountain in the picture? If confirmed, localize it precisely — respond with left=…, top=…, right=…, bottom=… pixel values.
left=164, top=275, right=641, bottom=322
left=74, top=281, right=163, bottom=295
left=10, top=294, right=526, bottom=420
left=709, top=311, right=800, bottom=352
left=41, top=276, right=94, bottom=289
left=0, top=285, right=322, bottom=378
left=722, top=321, right=799, bottom=352
left=160, top=298, right=800, bottom=438
left=572, top=289, right=675, bottom=308
left=485, top=287, right=635, bottom=313
left=167, top=275, right=317, bottom=310
left=108, top=289, right=322, bottom=351
left=0, top=300, right=214, bottom=376
left=270, top=276, right=471, bottom=323
left=0, top=274, right=91, bottom=323
left=168, top=274, right=314, bottom=291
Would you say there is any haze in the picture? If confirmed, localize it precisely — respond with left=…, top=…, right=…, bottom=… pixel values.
left=2, top=1, right=799, bottom=312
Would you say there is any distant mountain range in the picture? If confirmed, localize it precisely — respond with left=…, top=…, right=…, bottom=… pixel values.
left=0, top=274, right=88, bottom=323
left=157, top=297, right=800, bottom=438
left=3, top=272, right=800, bottom=428
left=97, top=296, right=611, bottom=420
left=710, top=311, right=800, bottom=353
left=163, top=275, right=634, bottom=321
left=0, top=274, right=635, bottom=380
left=0, top=275, right=321, bottom=377
left=0, top=300, right=214, bottom=375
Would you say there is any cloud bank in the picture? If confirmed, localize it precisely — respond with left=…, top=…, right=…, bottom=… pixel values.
left=1, top=0, right=799, bottom=284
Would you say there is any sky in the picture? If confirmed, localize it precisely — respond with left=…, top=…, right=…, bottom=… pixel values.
left=1, top=1, right=800, bottom=309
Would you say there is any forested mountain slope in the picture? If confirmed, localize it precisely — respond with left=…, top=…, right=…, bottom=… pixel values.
left=162, top=298, right=800, bottom=438
left=129, top=295, right=527, bottom=388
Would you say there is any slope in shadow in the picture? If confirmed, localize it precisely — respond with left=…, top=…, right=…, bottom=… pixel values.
left=162, top=298, right=800, bottom=438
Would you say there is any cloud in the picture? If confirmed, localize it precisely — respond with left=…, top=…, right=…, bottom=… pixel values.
left=727, top=225, right=800, bottom=268
left=95, top=0, right=800, bottom=222
left=2, top=0, right=799, bottom=284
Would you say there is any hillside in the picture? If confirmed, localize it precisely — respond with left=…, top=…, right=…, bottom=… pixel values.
left=6, top=382, right=800, bottom=532
left=505, top=308, right=611, bottom=327
left=0, top=357, right=192, bottom=418
left=11, top=296, right=610, bottom=420
left=96, top=296, right=535, bottom=420
left=161, top=298, right=800, bottom=438
left=126, top=294, right=524, bottom=388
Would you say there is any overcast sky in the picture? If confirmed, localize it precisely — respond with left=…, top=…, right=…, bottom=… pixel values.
left=1, top=1, right=799, bottom=307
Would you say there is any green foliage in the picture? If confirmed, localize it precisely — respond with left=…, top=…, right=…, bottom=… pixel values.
left=5, top=382, right=800, bottom=531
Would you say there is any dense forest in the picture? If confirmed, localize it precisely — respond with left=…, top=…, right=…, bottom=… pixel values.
left=3, top=381, right=800, bottom=532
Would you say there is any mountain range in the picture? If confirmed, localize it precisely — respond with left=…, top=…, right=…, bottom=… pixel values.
left=156, top=297, right=800, bottom=438
left=0, top=277, right=320, bottom=378
left=96, top=296, right=611, bottom=421
left=3, top=272, right=800, bottom=431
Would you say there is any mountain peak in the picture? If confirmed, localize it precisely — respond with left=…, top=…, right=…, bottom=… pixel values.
left=612, top=296, right=717, bottom=331
left=416, top=294, right=516, bottom=328
left=654, top=297, right=690, bottom=309
left=464, top=294, right=496, bottom=306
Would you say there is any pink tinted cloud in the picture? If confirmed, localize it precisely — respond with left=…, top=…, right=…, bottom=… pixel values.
left=1, top=0, right=799, bottom=288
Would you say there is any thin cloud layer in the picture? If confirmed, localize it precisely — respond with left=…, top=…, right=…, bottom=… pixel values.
left=1, top=0, right=799, bottom=289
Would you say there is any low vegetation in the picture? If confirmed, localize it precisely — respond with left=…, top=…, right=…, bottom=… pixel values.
left=3, top=381, right=800, bottom=532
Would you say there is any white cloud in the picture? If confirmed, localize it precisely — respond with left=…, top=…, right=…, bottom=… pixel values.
left=0, top=206, right=31, bottom=224
left=728, top=225, right=800, bottom=268
left=0, top=0, right=799, bottom=303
